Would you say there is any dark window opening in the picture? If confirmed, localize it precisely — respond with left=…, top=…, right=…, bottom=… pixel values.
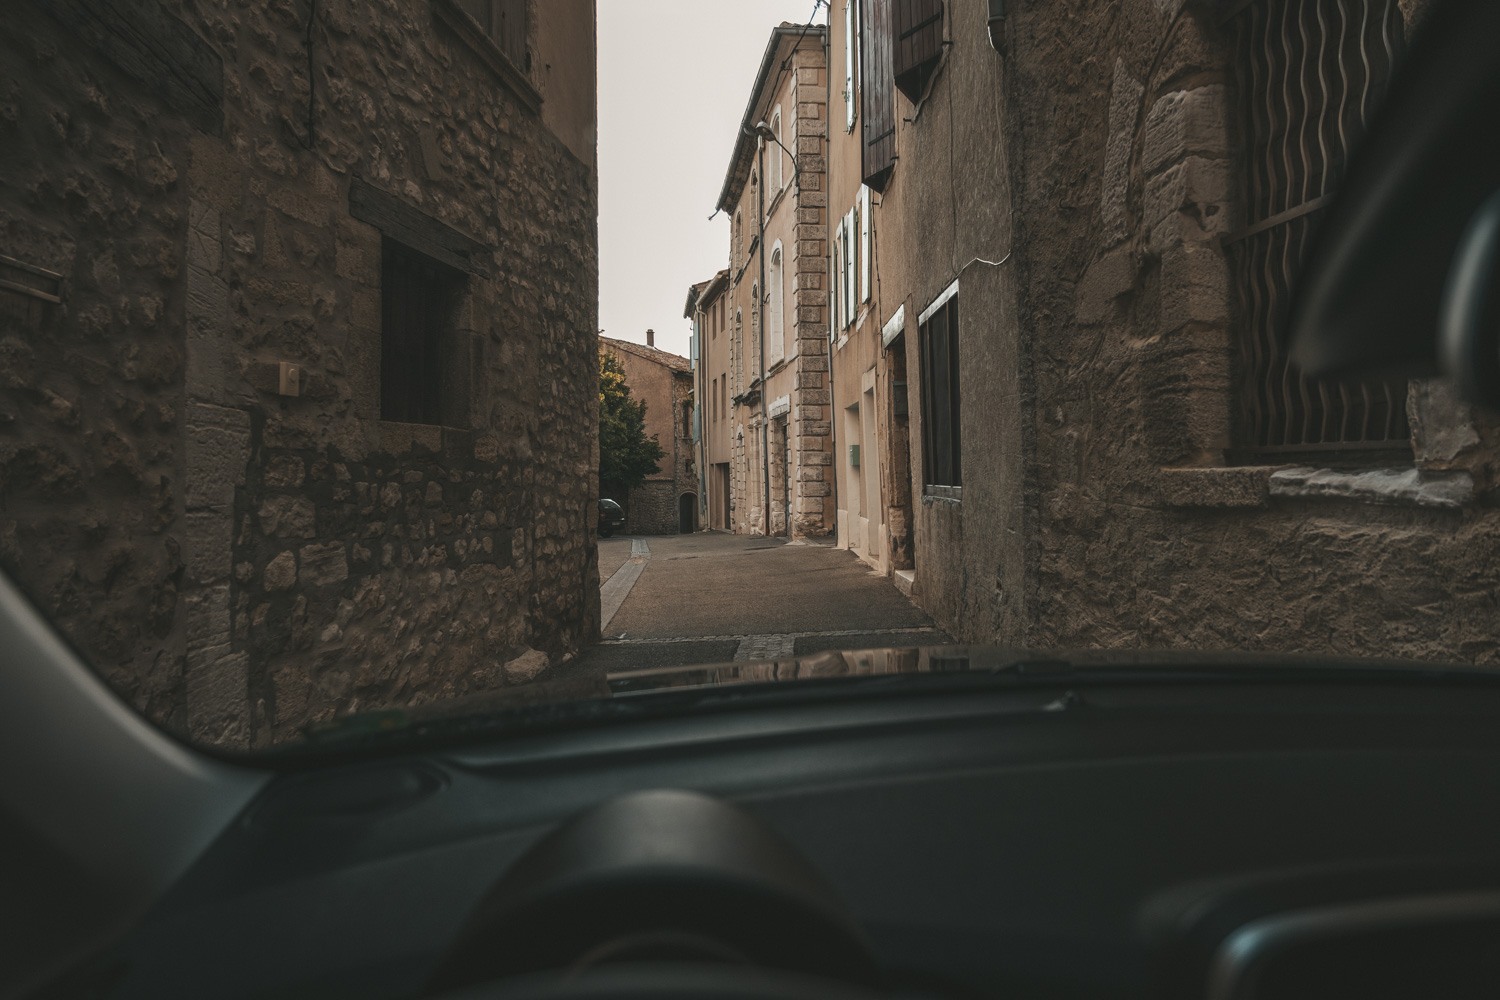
left=892, top=0, right=943, bottom=104
left=458, top=0, right=530, bottom=72
left=381, top=239, right=467, bottom=427
left=919, top=294, right=960, bottom=491
left=1227, top=0, right=1408, bottom=455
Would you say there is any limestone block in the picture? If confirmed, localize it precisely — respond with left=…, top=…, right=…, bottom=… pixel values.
left=259, top=496, right=317, bottom=538
left=184, top=582, right=232, bottom=651
left=185, top=510, right=234, bottom=584
left=1076, top=248, right=1138, bottom=324
left=1159, top=241, right=1229, bottom=332
left=1408, top=378, right=1480, bottom=469
left=1100, top=59, right=1144, bottom=248
left=1144, top=155, right=1234, bottom=252
left=1143, top=87, right=1230, bottom=176
left=185, top=402, right=250, bottom=511
left=503, top=647, right=550, bottom=683
left=264, top=551, right=298, bottom=592
left=299, top=542, right=349, bottom=586
left=186, top=651, right=250, bottom=748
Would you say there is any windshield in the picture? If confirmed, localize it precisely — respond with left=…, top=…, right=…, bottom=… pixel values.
left=1, top=0, right=1489, bottom=754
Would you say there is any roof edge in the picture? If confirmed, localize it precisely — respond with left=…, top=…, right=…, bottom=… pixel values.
left=715, top=23, right=827, bottom=215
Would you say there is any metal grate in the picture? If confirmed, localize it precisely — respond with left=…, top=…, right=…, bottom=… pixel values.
left=1227, top=0, right=1407, bottom=454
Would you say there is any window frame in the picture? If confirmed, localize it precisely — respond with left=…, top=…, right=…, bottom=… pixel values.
left=769, top=242, right=786, bottom=365
left=380, top=238, right=467, bottom=428
left=918, top=281, right=961, bottom=494
left=1225, top=0, right=1409, bottom=456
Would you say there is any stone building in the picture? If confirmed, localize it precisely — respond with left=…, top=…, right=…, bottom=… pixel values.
left=686, top=270, right=732, bottom=531
left=0, top=0, right=599, bottom=747
left=600, top=334, right=696, bottom=534
left=827, top=0, right=914, bottom=579
left=716, top=23, right=833, bottom=539
left=833, top=0, right=1500, bottom=665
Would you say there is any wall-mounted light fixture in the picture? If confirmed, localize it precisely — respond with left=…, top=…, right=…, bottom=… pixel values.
left=988, top=0, right=1007, bottom=52
left=753, top=120, right=801, bottom=186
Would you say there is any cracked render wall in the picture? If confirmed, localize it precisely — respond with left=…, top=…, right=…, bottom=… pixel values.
left=0, top=0, right=599, bottom=747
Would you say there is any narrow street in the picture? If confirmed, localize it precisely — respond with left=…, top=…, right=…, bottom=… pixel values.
left=568, top=532, right=949, bottom=677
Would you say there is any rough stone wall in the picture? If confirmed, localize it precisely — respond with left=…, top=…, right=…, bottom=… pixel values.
left=0, top=8, right=195, bottom=729
left=1004, top=0, right=1500, bottom=663
left=0, top=0, right=599, bottom=746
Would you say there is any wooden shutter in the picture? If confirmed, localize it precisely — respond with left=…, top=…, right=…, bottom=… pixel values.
left=892, top=0, right=943, bottom=102
left=496, top=0, right=528, bottom=71
left=861, top=0, right=897, bottom=190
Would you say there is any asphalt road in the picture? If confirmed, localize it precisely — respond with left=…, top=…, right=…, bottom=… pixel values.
left=561, top=532, right=949, bottom=680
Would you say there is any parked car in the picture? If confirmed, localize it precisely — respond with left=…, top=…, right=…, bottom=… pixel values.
left=598, top=497, right=626, bottom=537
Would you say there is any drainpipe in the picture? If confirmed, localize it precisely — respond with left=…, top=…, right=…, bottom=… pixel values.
left=756, top=135, right=771, bottom=537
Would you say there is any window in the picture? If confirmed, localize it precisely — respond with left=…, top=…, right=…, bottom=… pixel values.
left=457, top=0, right=530, bottom=72
left=919, top=284, right=960, bottom=492
left=720, top=376, right=727, bottom=425
left=768, top=108, right=784, bottom=194
left=830, top=209, right=859, bottom=336
left=381, top=239, right=466, bottom=426
left=734, top=308, right=744, bottom=392
left=1227, top=0, right=1407, bottom=453
left=844, top=0, right=858, bottom=130
left=769, top=244, right=785, bottom=364
left=733, top=211, right=742, bottom=271
left=892, top=0, right=943, bottom=103
left=750, top=283, right=759, bottom=367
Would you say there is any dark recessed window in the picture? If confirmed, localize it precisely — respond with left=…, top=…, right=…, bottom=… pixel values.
left=919, top=290, right=960, bottom=492
left=381, top=239, right=466, bottom=426
left=1227, top=0, right=1408, bottom=454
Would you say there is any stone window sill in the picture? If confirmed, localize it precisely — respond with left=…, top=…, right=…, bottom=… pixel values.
left=923, top=485, right=962, bottom=503
left=431, top=0, right=541, bottom=116
left=1155, top=465, right=1475, bottom=511
left=1269, top=466, right=1474, bottom=510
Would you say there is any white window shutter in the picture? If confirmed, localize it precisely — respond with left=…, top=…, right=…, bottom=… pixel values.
left=844, top=0, right=856, bottom=130
left=844, top=211, right=856, bottom=326
left=860, top=186, right=872, bottom=303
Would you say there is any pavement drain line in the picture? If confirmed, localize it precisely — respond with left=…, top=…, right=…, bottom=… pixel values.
left=599, top=538, right=651, bottom=631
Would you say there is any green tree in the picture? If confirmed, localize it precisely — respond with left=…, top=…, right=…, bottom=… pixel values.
left=599, top=349, right=665, bottom=496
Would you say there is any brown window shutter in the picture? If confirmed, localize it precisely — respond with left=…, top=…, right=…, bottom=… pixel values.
left=861, top=0, right=897, bottom=190
left=496, top=0, right=529, bottom=72
left=892, top=0, right=943, bottom=102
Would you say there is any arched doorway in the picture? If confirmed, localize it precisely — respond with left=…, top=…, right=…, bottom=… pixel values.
left=678, top=492, right=697, bottom=533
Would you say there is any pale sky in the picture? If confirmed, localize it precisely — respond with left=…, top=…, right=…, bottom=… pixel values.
left=597, top=0, right=826, bottom=360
